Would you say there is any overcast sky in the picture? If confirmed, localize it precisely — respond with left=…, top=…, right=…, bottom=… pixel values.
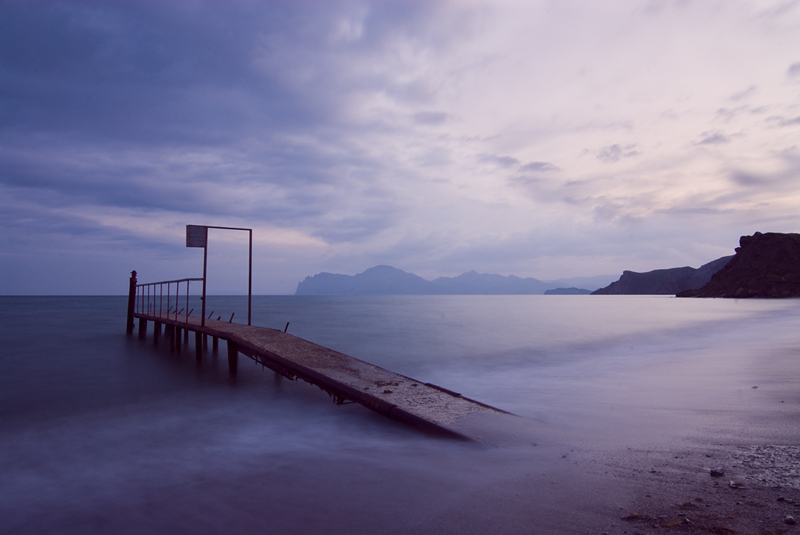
left=2, top=0, right=799, bottom=294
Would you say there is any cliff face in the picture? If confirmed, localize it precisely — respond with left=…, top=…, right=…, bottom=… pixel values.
left=591, top=256, right=732, bottom=295
left=677, top=232, right=800, bottom=298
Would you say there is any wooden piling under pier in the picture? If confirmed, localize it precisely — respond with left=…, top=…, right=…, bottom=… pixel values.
left=131, top=311, right=510, bottom=440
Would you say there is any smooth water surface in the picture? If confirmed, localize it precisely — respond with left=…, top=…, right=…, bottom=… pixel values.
left=2, top=296, right=798, bottom=534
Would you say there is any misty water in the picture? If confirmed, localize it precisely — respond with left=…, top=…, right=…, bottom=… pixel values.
left=2, top=296, right=799, bottom=534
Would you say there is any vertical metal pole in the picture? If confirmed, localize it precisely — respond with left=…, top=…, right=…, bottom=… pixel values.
left=201, top=242, right=208, bottom=327
left=185, top=280, right=189, bottom=323
left=126, top=271, right=137, bottom=335
left=175, top=281, right=179, bottom=321
left=248, top=229, right=252, bottom=326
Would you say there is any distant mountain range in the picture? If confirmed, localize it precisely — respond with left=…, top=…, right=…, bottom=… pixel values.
left=294, top=266, right=617, bottom=295
left=295, top=232, right=799, bottom=297
left=591, top=256, right=733, bottom=295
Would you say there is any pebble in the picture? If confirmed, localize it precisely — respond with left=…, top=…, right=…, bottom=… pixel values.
left=710, top=468, right=725, bottom=477
left=786, top=515, right=797, bottom=525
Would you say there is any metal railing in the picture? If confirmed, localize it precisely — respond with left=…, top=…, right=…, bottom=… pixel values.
left=135, top=278, right=203, bottom=324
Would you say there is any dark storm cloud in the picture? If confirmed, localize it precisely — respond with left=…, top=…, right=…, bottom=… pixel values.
left=0, top=2, right=308, bottom=145
left=0, top=1, right=431, bottom=243
left=0, top=137, right=379, bottom=223
left=0, top=1, right=438, bottom=144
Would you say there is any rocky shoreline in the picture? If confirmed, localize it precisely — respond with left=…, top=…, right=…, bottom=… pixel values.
left=603, top=444, right=800, bottom=534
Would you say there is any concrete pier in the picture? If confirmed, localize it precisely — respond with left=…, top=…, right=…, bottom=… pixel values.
left=131, top=310, right=510, bottom=440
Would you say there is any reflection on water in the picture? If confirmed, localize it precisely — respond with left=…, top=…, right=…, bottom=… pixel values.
left=1, top=296, right=798, bottom=534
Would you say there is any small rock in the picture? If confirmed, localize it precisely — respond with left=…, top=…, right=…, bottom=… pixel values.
left=778, top=496, right=786, bottom=502
left=710, top=468, right=725, bottom=477
left=729, top=480, right=746, bottom=489
left=786, top=515, right=797, bottom=525
left=621, top=513, right=640, bottom=521
left=752, top=385, right=758, bottom=389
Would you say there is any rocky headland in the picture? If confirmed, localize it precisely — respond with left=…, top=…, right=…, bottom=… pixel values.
left=677, top=232, right=800, bottom=298
left=544, top=287, right=592, bottom=295
left=591, top=256, right=732, bottom=295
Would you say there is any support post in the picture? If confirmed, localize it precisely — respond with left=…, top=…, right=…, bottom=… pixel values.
left=248, top=229, right=252, bottom=326
left=195, top=331, right=203, bottom=361
left=227, top=340, right=238, bottom=375
left=154, top=322, right=161, bottom=344
left=126, top=270, right=137, bottom=334
left=202, top=240, right=207, bottom=327
left=175, top=327, right=182, bottom=352
left=212, top=336, right=218, bottom=352
left=184, top=328, right=189, bottom=344
left=138, top=318, right=147, bottom=339
left=168, top=325, right=175, bottom=351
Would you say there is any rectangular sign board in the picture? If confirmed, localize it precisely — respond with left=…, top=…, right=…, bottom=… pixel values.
left=186, top=225, right=208, bottom=248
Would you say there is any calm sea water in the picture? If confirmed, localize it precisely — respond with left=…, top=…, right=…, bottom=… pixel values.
left=2, top=296, right=799, bottom=534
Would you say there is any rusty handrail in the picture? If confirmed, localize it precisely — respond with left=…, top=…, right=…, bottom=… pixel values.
left=135, top=277, right=203, bottom=324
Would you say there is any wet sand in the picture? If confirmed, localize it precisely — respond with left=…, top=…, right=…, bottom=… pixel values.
left=430, top=312, right=800, bottom=535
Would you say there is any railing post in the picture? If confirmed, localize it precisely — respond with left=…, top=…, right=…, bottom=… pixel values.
left=126, top=270, right=137, bottom=335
